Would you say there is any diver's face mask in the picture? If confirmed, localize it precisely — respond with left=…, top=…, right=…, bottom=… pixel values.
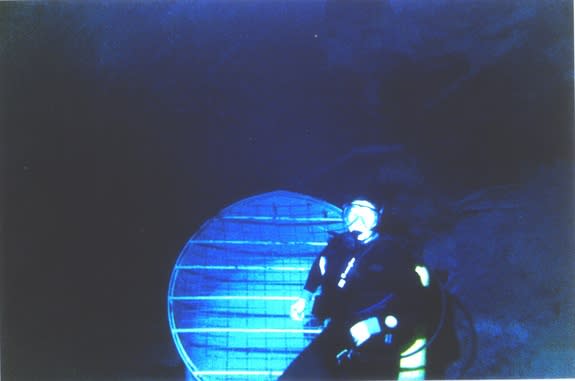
left=342, top=200, right=380, bottom=243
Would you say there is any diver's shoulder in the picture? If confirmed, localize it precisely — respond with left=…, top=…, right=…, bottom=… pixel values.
left=327, top=231, right=355, bottom=241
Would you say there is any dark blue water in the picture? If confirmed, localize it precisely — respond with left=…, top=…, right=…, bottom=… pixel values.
left=3, top=1, right=572, bottom=379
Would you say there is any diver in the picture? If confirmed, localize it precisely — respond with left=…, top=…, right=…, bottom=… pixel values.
left=281, top=198, right=459, bottom=380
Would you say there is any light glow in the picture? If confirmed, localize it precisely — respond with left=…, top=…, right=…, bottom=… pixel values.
left=319, top=256, right=326, bottom=276
left=168, top=190, right=347, bottom=378
left=397, top=369, right=426, bottom=380
left=414, top=265, right=430, bottom=287
left=399, top=337, right=427, bottom=376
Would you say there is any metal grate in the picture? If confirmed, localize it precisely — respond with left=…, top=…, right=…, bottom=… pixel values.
left=168, top=190, right=346, bottom=380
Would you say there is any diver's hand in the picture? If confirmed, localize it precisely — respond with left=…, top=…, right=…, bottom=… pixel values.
left=290, top=297, right=307, bottom=321
left=350, top=317, right=381, bottom=346
left=290, top=290, right=313, bottom=321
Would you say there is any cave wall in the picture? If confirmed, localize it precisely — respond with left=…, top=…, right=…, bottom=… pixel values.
left=2, top=1, right=573, bottom=379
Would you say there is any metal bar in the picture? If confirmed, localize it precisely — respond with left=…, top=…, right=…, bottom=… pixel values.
left=169, top=295, right=299, bottom=301
left=194, top=370, right=283, bottom=376
left=174, top=328, right=322, bottom=334
left=175, top=265, right=308, bottom=271
left=189, top=239, right=328, bottom=246
left=221, top=215, right=342, bottom=222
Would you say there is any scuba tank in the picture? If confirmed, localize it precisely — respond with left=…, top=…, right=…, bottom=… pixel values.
left=335, top=268, right=466, bottom=380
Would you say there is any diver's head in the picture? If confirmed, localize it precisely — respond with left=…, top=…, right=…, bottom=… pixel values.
left=342, top=199, right=382, bottom=244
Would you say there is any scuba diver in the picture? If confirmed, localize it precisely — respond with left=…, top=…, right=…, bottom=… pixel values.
left=281, top=198, right=459, bottom=380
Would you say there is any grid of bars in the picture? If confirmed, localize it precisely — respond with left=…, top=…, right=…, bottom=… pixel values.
left=168, top=190, right=346, bottom=380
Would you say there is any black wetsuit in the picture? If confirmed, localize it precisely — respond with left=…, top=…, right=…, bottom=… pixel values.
left=280, top=231, right=429, bottom=380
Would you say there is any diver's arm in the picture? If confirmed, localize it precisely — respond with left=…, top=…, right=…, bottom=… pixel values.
left=305, top=234, right=339, bottom=292
left=290, top=254, right=322, bottom=321
left=290, top=239, right=334, bottom=321
left=303, top=254, right=323, bottom=293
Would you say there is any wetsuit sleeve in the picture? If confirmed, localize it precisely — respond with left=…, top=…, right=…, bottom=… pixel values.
left=303, top=235, right=338, bottom=293
left=303, top=253, right=322, bottom=293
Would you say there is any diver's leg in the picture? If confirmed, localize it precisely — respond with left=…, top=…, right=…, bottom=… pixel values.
left=279, top=325, right=345, bottom=380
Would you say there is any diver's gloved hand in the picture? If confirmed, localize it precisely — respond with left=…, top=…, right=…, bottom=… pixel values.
left=290, top=298, right=307, bottom=321
left=290, top=290, right=312, bottom=321
left=350, top=317, right=381, bottom=346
